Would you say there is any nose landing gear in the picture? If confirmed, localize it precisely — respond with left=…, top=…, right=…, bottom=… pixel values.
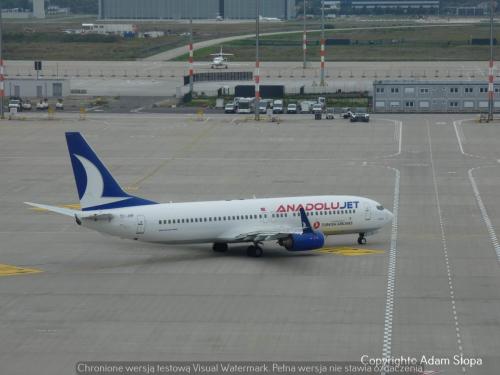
left=357, top=233, right=367, bottom=245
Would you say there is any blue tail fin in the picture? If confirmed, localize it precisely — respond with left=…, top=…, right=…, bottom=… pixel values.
left=299, top=208, right=314, bottom=234
left=65, top=132, right=156, bottom=211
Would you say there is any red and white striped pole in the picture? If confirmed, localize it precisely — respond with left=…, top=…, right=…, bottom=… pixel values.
left=320, top=0, right=325, bottom=87
left=488, top=58, right=494, bottom=104
left=255, top=0, right=261, bottom=121
left=0, top=7, right=4, bottom=119
left=0, top=59, right=4, bottom=99
left=487, top=0, right=494, bottom=121
left=255, top=60, right=260, bottom=101
left=303, top=0, right=307, bottom=69
left=188, top=18, right=194, bottom=94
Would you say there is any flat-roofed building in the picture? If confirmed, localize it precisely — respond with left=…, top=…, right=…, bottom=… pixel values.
left=373, top=80, right=499, bottom=113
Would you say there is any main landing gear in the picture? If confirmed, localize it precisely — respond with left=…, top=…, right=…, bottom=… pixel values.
left=246, top=244, right=263, bottom=258
left=357, top=233, right=367, bottom=245
left=212, top=243, right=228, bottom=252
left=212, top=242, right=263, bottom=257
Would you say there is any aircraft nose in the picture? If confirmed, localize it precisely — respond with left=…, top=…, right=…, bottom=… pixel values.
left=385, top=209, right=394, bottom=223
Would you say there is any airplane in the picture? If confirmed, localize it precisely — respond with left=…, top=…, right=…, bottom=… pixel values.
left=259, top=15, right=283, bottom=22
left=25, top=132, right=394, bottom=258
left=209, top=47, right=234, bottom=69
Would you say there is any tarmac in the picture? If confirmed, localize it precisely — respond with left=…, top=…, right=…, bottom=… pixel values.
left=0, top=112, right=499, bottom=374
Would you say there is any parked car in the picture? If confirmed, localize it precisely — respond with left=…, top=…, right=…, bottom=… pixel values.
left=350, top=113, right=370, bottom=122
left=258, top=100, right=270, bottom=114
left=325, top=107, right=335, bottom=119
left=342, top=108, right=354, bottom=119
left=312, top=103, right=323, bottom=114
left=21, top=100, right=32, bottom=110
left=224, top=102, right=235, bottom=113
left=9, top=98, right=23, bottom=112
left=36, top=99, right=49, bottom=111
left=287, top=103, right=297, bottom=114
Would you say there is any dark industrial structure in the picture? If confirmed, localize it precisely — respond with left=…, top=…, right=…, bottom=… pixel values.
left=98, top=0, right=296, bottom=20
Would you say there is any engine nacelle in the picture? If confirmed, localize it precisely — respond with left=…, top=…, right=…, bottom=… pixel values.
left=279, top=232, right=325, bottom=251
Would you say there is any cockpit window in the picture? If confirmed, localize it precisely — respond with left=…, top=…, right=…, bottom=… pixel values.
left=376, top=205, right=384, bottom=211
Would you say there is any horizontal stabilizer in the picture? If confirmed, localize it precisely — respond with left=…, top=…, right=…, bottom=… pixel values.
left=24, top=202, right=79, bottom=217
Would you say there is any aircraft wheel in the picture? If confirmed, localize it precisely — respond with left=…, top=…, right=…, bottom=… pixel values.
left=357, top=234, right=367, bottom=245
left=247, top=245, right=263, bottom=257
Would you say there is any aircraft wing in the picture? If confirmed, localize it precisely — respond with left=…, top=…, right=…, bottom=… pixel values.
left=218, top=226, right=302, bottom=243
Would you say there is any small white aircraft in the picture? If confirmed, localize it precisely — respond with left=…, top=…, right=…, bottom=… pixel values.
left=259, top=15, right=283, bottom=22
left=210, top=47, right=234, bottom=69
left=26, top=133, right=393, bottom=257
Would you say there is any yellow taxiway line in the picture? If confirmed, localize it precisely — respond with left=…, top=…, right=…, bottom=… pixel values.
left=315, top=247, right=385, bottom=256
left=0, top=264, right=43, bottom=276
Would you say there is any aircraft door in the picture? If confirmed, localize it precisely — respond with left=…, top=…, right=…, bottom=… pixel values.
left=364, top=203, right=372, bottom=221
left=136, top=215, right=146, bottom=234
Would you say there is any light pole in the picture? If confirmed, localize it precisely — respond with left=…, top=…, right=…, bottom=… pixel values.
left=303, top=0, right=307, bottom=69
left=0, top=7, right=4, bottom=119
left=188, top=18, right=194, bottom=95
left=320, top=0, right=326, bottom=87
left=488, top=0, right=495, bottom=121
left=254, top=0, right=261, bottom=121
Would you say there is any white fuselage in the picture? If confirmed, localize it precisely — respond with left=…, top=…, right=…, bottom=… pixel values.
left=82, top=195, right=392, bottom=245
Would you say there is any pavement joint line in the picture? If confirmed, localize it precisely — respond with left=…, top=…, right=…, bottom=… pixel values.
left=127, top=121, right=220, bottom=190
left=468, top=166, right=500, bottom=262
left=427, top=120, right=466, bottom=372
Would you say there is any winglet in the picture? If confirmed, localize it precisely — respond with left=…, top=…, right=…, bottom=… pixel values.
left=299, top=208, right=314, bottom=234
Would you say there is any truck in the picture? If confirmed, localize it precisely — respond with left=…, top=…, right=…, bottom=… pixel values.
left=272, top=99, right=284, bottom=114
left=236, top=98, right=255, bottom=114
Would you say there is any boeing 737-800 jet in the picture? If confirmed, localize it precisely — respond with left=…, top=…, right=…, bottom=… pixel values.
left=26, top=132, right=393, bottom=257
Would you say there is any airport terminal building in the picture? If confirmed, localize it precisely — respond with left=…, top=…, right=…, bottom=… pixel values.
left=373, top=80, right=500, bottom=113
left=98, top=0, right=296, bottom=20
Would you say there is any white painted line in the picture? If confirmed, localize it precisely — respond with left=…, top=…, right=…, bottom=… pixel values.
left=382, top=119, right=403, bottom=158
left=468, top=167, right=500, bottom=262
left=381, top=167, right=400, bottom=364
left=453, top=120, right=485, bottom=159
left=427, top=121, right=466, bottom=368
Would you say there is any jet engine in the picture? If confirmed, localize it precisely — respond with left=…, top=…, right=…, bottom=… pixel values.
left=279, top=232, right=325, bottom=251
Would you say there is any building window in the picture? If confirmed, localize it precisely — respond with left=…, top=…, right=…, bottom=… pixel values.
left=449, top=101, right=459, bottom=107
left=390, top=87, right=399, bottom=93
left=465, top=87, right=474, bottom=93
left=480, top=87, right=488, bottom=93
left=376, top=87, right=384, bottom=93
left=449, top=87, right=458, bottom=93
left=404, top=87, right=415, bottom=94
left=405, top=101, right=414, bottom=107
left=419, top=88, right=429, bottom=94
